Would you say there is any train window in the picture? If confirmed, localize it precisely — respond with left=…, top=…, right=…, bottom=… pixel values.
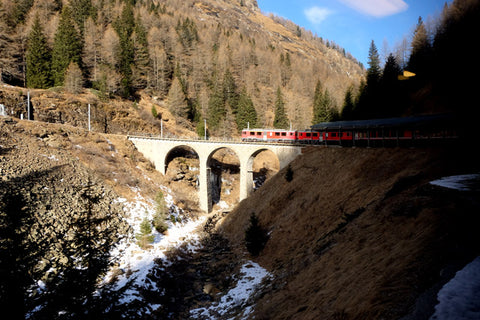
left=257, top=132, right=262, bottom=136
left=313, top=133, right=318, bottom=137
left=275, top=132, right=280, bottom=136
left=281, top=132, right=286, bottom=136
left=250, top=131, right=255, bottom=135
left=331, top=132, right=337, bottom=137
left=306, top=133, right=311, bottom=137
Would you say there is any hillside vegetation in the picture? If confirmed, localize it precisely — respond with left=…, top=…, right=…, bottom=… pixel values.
left=0, top=0, right=363, bottom=136
left=220, top=147, right=480, bottom=319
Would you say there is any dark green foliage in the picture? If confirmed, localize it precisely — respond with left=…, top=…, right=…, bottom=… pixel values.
left=341, top=85, right=355, bottom=120
left=312, top=80, right=338, bottom=124
left=235, top=88, right=257, bottom=131
left=6, top=0, right=34, bottom=27
left=133, top=18, right=151, bottom=90
left=245, top=213, right=269, bottom=256
left=273, top=87, right=289, bottom=129
left=114, top=1, right=136, bottom=97
left=70, top=0, right=96, bottom=34
left=176, top=17, right=199, bottom=50
left=136, top=216, right=155, bottom=249
left=51, top=6, right=83, bottom=87
left=285, top=164, right=293, bottom=182
left=353, top=40, right=382, bottom=119
left=207, top=88, right=226, bottom=130
left=26, top=16, right=52, bottom=89
left=153, top=191, right=169, bottom=234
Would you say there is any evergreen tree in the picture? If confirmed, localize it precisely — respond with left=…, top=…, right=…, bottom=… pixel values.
left=341, top=85, right=355, bottom=120
left=312, top=80, right=326, bottom=124
left=114, top=1, right=135, bottom=97
left=235, top=88, right=257, bottom=131
left=355, top=40, right=382, bottom=119
left=26, top=15, right=52, bottom=89
left=223, top=69, right=238, bottom=112
left=381, top=54, right=404, bottom=117
left=273, top=87, right=289, bottom=129
left=366, top=40, right=381, bottom=88
left=245, top=212, right=268, bottom=256
left=70, top=0, right=96, bottom=35
left=52, top=6, right=83, bottom=87
left=207, top=87, right=226, bottom=131
left=132, top=18, right=151, bottom=90
left=136, top=217, right=155, bottom=249
left=408, top=17, right=432, bottom=78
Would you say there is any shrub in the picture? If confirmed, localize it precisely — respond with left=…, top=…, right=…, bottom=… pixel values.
left=153, top=191, right=169, bottom=234
left=136, top=217, right=155, bottom=249
left=245, top=212, right=269, bottom=256
left=285, top=165, right=294, bottom=182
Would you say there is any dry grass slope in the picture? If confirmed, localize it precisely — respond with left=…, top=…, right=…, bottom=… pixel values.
left=219, top=147, right=480, bottom=319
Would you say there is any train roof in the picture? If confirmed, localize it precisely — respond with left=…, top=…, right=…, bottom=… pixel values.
left=311, top=114, right=455, bottom=131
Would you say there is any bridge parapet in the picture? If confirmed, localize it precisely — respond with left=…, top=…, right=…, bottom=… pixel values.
left=128, top=136, right=303, bottom=212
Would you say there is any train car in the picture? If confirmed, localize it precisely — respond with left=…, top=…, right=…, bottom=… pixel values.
left=241, top=129, right=267, bottom=142
left=297, top=131, right=321, bottom=144
left=311, top=114, right=458, bottom=147
left=241, top=129, right=298, bottom=143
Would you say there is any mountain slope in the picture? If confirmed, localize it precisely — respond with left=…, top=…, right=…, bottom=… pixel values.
left=0, top=0, right=363, bottom=134
left=219, top=147, right=480, bottom=319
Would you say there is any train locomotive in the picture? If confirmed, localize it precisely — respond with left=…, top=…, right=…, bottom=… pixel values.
left=241, top=114, right=458, bottom=146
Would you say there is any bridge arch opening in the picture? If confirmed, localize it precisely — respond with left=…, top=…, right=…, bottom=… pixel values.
left=164, top=146, right=200, bottom=209
left=248, top=149, right=280, bottom=190
left=207, top=147, right=240, bottom=210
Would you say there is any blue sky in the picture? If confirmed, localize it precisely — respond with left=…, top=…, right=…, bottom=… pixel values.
left=257, top=0, right=451, bottom=67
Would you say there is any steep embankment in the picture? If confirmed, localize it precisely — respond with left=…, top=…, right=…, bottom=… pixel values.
left=220, top=147, right=480, bottom=319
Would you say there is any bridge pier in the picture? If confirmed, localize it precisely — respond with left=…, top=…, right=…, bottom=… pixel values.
left=128, top=137, right=303, bottom=212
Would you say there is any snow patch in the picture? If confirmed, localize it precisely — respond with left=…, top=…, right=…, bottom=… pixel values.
left=430, top=256, right=480, bottom=320
left=106, top=189, right=206, bottom=313
left=190, top=261, right=272, bottom=319
left=430, top=173, right=480, bottom=191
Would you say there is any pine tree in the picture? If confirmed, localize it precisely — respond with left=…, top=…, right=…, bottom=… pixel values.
left=355, top=40, right=382, bottom=119
left=341, top=85, right=355, bottom=120
left=273, top=87, right=289, bottom=129
left=235, top=88, right=257, bottom=131
left=245, top=212, right=268, bottom=256
left=207, top=87, right=226, bottom=131
left=114, top=1, right=135, bottom=97
left=26, top=15, right=52, bottom=89
left=381, top=54, right=404, bottom=117
left=136, top=217, right=155, bottom=249
left=52, top=6, right=83, bottom=87
left=408, top=17, right=432, bottom=78
left=312, top=80, right=325, bottom=124
left=133, top=18, right=151, bottom=90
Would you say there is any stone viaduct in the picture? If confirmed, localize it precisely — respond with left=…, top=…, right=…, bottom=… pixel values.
left=128, top=136, right=303, bottom=212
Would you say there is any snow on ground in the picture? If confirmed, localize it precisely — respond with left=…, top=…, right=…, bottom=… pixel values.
left=430, top=256, right=480, bottom=320
left=190, top=261, right=272, bottom=320
left=106, top=187, right=206, bottom=314
left=430, top=173, right=480, bottom=191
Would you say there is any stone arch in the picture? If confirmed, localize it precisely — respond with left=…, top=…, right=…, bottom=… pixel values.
left=247, top=148, right=280, bottom=190
left=206, top=147, right=241, bottom=209
left=164, top=145, right=200, bottom=175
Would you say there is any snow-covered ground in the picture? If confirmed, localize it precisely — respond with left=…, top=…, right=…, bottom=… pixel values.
left=430, top=173, right=480, bottom=191
left=430, top=256, right=480, bottom=320
left=190, top=261, right=272, bottom=320
left=428, top=173, right=480, bottom=320
left=106, top=187, right=207, bottom=314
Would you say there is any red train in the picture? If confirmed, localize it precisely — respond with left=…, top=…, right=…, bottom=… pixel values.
left=241, top=114, right=458, bottom=146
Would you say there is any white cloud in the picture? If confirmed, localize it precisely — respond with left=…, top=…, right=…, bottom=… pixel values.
left=338, top=0, right=408, bottom=18
left=304, top=6, right=333, bottom=25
